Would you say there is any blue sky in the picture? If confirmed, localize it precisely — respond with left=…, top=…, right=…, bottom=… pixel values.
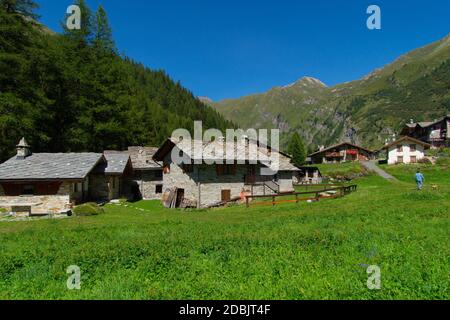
left=37, top=0, right=450, bottom=101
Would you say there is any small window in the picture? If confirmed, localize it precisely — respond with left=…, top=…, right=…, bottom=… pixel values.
left=397, top=145, right=403, bottom=152
left=411, top=156, right=417, bottom=163
left=22, top=185, right=34, bottom=196
left=410, top=144, right=416, bottom=152
left=155, top=185, right=163, bottom=194
left=397, top=156, right=404, bottom=164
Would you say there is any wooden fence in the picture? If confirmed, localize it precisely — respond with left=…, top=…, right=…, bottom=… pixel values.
left=245, top=185, right=357, bottom=208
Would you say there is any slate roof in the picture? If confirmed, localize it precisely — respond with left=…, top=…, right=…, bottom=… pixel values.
left=154, top=138, right=300, bottom=171
left=0, top=153, right=104, bottom=181
left=95, top=152, right=131, bottom=175
left=127, top=146, right=162, bottom=170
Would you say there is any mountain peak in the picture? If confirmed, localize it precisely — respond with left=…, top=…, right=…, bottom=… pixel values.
left=283, top=76, right=327, bottom=89
left=199, top=96, right=213, bottom=104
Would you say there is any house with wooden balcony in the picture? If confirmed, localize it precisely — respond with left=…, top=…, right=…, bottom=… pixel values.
left=309, top=142, right=375, bottom=164
left=400, top=115, right=450, bottom=148
left=152, top=137, right=300, bottom=208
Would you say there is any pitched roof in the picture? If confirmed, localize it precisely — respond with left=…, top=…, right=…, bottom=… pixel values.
left=403, top=115, right=450, bottom=130
left=95, top=152, right=131, bottom=175
left=381, top=136, right=432, bottom=150
left=308, top=142, right=374, bottom=157
left=0, top=153, right=104, bottom=181
left=154, top=138, right=300, bottom=171
left=126, top=146, right=162, bottom=170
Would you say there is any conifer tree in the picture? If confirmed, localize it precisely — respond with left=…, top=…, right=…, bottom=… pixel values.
left=288, top=132, right=307, bottom=167
left=93, top=5, right=116, bottom=53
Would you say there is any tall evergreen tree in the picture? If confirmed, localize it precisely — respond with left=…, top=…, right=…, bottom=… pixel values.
left=288, top=132, right=307, bottom=167
left=93, top=5, right=115, bottom=53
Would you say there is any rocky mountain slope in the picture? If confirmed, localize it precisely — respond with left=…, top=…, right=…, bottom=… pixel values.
left=213, top=34, right=450, bottom=150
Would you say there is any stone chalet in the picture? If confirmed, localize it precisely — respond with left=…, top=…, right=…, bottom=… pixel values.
left=308, top=142, right=375, bottom=164
left=0, top=138, right=132, bottom=215
left=152, top=137, right=300, bottom=208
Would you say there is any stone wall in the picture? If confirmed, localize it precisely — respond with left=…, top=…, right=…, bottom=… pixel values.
left=128, top=170, right=163, bottom=200
left=90, top=175, right=110, bottom=200
left=140, top=171, right=163, bottom=200
left=278, top=171, right=295, bottom=193
left=0, top=195, right=71, bottom=214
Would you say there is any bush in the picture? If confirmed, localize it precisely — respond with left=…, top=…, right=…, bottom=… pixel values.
left=73, top=203, right=105, bottom=217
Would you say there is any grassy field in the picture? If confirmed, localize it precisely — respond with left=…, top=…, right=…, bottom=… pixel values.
left=0, top=166, right=448, bottom=300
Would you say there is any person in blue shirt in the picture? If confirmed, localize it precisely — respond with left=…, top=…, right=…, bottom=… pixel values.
left=415, top=170, right=425, bottom=190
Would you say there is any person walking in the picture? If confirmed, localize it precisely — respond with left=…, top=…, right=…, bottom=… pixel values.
left=415, top=170, right=425, bottom=190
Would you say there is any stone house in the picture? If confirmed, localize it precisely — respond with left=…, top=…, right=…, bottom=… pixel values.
left=381, top=136, right=431, bottom=165
left=90, top=152, right=133, bottom=201
left=309, top=142, right=375, bottom=164
left=0, top=138, right=131, bottom=215
left=122, top=147, right=164, bottom=200
left=152, top=137, right=300, bottom=208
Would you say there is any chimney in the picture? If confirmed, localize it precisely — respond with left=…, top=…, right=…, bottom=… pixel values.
left=16, top=137, right=32, bottom=159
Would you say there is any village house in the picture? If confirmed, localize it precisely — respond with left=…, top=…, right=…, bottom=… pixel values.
left=114, top=147, right=164, bottom=200
left=381, top=136, right=431, bottom=165
left=152, top=137, right=300, bottom=208
left=0, top=138, right=131, bottom=216
left=400, top=115, right=450, bottom=148
left=308, top=142, right=375, bottom=164
left=90, top=152, right=133, bottom=201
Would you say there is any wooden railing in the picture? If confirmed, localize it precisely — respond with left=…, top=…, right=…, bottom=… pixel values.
left=245, top=185, right=357, bottom=208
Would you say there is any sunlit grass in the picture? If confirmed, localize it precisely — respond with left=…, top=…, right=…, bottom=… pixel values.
left=0, top=169, right=448, bottom=300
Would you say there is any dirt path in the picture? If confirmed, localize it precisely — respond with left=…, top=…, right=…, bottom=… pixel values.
left=361, top=161, right=397, bottom=181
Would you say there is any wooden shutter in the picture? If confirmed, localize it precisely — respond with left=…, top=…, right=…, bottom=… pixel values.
left=216, top=164, right=224, bottom=176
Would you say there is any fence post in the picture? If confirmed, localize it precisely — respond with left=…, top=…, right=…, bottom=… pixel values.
left=246, top=197, right=249, bottom=208
left=295, top=194, right=298, bottom=204
left=272, top=196, right=275, bottom=206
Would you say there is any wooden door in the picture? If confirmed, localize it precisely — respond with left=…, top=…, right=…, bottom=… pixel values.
left=175, top=189, right=185, bottom=208
left=221, top=190, right=231, bottom=202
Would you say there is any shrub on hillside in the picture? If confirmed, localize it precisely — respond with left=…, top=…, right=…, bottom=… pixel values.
left=73, top=203, right=105, bottom=217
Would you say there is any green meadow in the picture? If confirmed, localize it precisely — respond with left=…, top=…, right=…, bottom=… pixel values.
left=0, top=165, right=448, bottom=300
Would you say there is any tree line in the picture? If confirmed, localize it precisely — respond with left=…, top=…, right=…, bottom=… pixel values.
left=0, top=0, right=234, bottom=161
